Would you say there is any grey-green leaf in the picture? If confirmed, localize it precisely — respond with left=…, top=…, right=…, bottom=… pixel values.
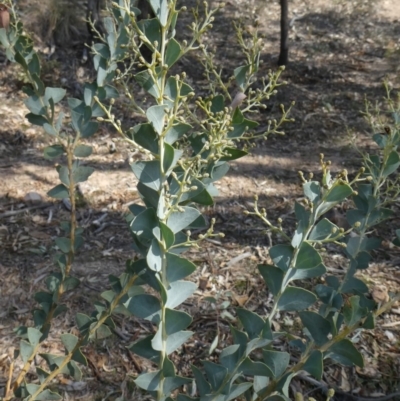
left=146, top=104, right=166, bottom=135
left=125, top=294, right=161, bottom=323
left=165, top=308, right=192, bottom=335
left=61, top=360, right=82, bottom=380
left=72, top=166, right=94, bottom=183
left=58, top=166, right=70, bottom=186
left=303, top=350, right=323, bottom=380
left=45, top=87, right=66, bottom=104
left=325, top=181, right=353, bottom=203
left=36, top=367, right=50, bottom=384
left=63, top=277, right=81, bottom=292
left=159, top=222, right=175, bottom=249
left=47, top=184, right=69, bottom=199
left=219, top=344, right=241, bottom=371
left=262, top=350, right=290, bottom=378
left=234, top=64, right=251, bottom=90
left=382, top=150, right=400, bottom=177
left=240, top=357, right=274, bottom=377
left=166, top=253, right=196, bottom=282
left=236, top=308, right=265, bottom=339
left=131, top=208, right=158, bottom=241
left=192, top=365, right=211, bottom=396
left=44, top=145, right=64, bottom=160
left=25, top=95, right=46, bottom=115
left=164, top=376, right=192, bottom=394
left=60, top=333, right=79, bottom=353
left=165, top=38, right=181, bottom=67
left=135, top=370, right=162, bottom=391
left=163, top=143, right=183, bottom=174
left=299, top=311, right=330, bottom=346
left=288, top=263, right=326, bottom=281
left=325, top=339, right=364, bottom=367
left=303, top=181, right=321, bottom=204
left=277, top=287, right=316, bottom=311
left=164, top=330, right=193, bottom=354
left=165, top=121, right=192, bottom=144
left=128, top=123, right=158, bottom=153
left=226, top=383, right=253, bottom=401
left=343, top=296, right=368, bottom=326
left=91, top=324, right=112, bottom=340
left=165, top=281, right=197, bottom=309
left=258, top=264, right=284, bottom=296
left=147, top=239, right=162, bottom=272
left=75, top=313, right=92, bottom=335
left=269, top=244, right=293, bottom=271
left=149, top=0, right=168, bottom=26
left=129, top=335, right=160, bottom=362
left=28, top=327, right=42, bottom=347
left=295, top=242, right=322, bottom=269
left=309, top=218, right=339, bottom=241
left=74, top=144, right=93, bottom=158
left=167, top=206, right=201, bottom=233
left=131, top=161, right=161, bottom=191
left=134, top=69, right=160, bottom=98
left=202, top=361, right=228, bottom=391
left=55, top=237, right=71, bottom=254
left=20, top=340, right=34, bottom=363
left=34, top=389, right=62, bottom=400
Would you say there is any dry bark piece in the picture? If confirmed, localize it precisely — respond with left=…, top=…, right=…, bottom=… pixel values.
left=199, top=277, right=209, bottom=290
left=0, top=4, right=10, bottom=31
left=371, top=284, right=389, bottom=304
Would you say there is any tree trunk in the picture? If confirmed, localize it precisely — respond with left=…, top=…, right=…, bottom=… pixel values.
left=278, top=0, right=289, bottom=66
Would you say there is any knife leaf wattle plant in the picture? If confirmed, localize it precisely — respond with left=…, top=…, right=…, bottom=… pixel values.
left=0, top=1, right=399, bottom=400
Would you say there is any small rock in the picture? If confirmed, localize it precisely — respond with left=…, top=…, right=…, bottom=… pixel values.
left=24, top=191, right=43, bottom=204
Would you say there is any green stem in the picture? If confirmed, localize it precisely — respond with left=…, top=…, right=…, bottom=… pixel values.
left=28, top=272, right=141, bottom=400
left=155, top=8, right=170, bottom=401
left=64, top=145, right=77, bottom=278
left=10, top=146, right=79, bottom=396
left=338, top=139, right=393, bottom=294
left=255, top=293, right=400, bottom=401
left=267, top=221, right=315, bottom=325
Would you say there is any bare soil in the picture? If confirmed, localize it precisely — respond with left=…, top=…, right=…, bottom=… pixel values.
left=1, top=0, right=400, bottom=400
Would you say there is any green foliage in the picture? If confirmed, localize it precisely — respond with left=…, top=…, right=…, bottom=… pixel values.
left=1, top=1, right=399, bottom=400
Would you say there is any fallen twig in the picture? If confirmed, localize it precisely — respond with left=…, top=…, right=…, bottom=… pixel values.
left=0, top=203, right=52, bottom=219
